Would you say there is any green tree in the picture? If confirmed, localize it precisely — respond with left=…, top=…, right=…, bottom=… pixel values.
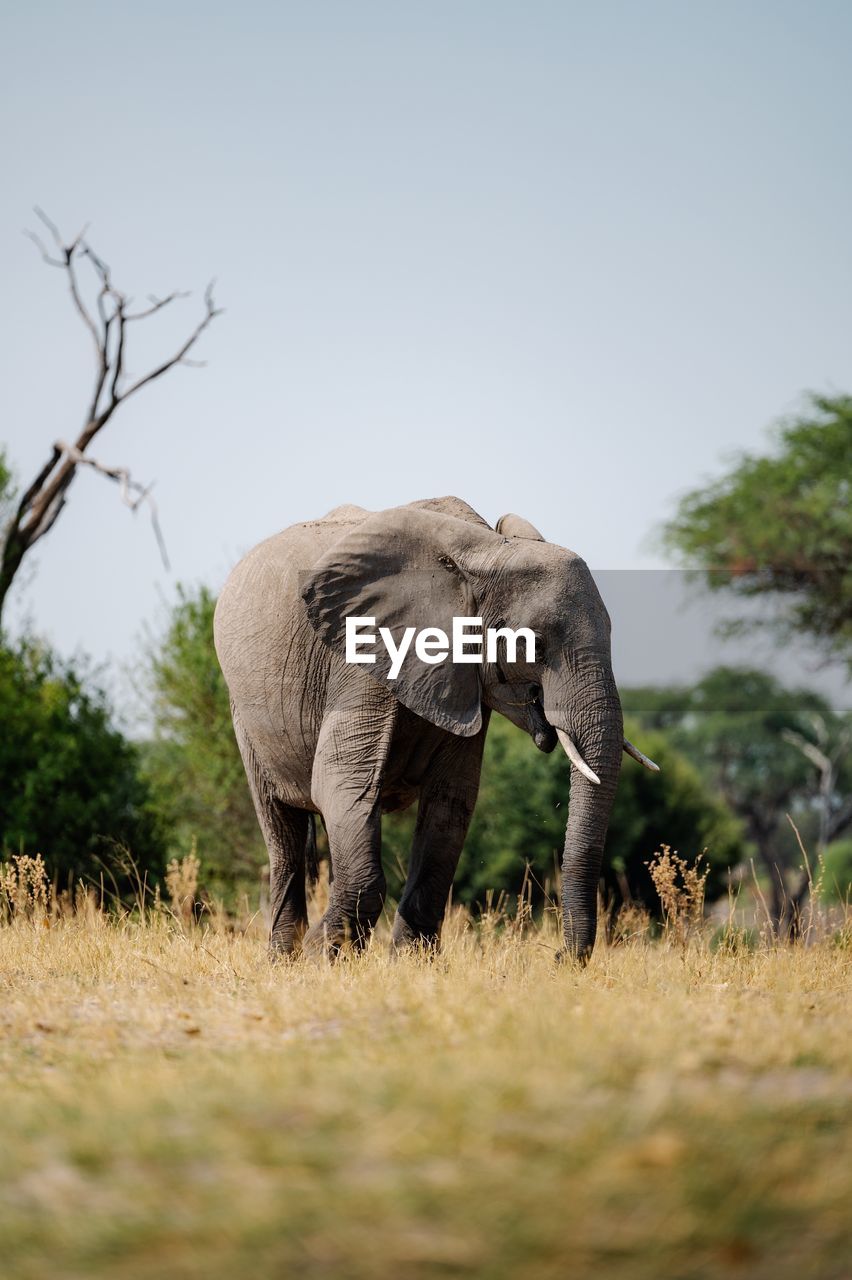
left=624, top=668, right=852, bottom=926
left=0, top=638, right=162, bottom=886
left=662, top=394, right=852, bottom=672
left=144, top=588, right=741, bottom=915
left=383, top=715, right=741, bottom=914
left=142, top=585, right=266, bottom=898
left=818, top=838, right=852, bottom=904
left=603, top=723, right=742, bottom=909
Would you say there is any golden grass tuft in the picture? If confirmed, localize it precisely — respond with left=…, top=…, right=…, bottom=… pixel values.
left=0, top=859, right=850, bottom=1279
left=647, top=845, right=709, bottom=947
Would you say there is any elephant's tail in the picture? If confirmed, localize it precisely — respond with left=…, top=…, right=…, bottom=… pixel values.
left=305, top=812, right=319, bottom=885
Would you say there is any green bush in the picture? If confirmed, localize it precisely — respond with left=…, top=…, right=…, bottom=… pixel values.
left=818, top=839, right=852, bottom=904
left=383, top=715, right=742, bottom=913
left=144, top=586, right=744, bottom=914
left=0, top=638, right=163, bottom=887
left=141, top=586, right=266, bottom=899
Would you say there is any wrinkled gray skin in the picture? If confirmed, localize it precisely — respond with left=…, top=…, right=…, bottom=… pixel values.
left=214, top=497, right=623, bottom=963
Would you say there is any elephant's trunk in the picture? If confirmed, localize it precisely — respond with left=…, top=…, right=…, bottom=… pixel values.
left=544, top=654, right=623, bottom=963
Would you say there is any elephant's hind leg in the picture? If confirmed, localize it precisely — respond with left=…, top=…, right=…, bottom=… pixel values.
left=233, top=713, right=310, bottom=956
left=263, top=801, right=311, bottom=956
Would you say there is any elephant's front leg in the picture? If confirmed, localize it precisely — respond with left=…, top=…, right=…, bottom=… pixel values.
left=303, top=680, right=397, bottom=957
left=393, top=719, right=488, bottom=950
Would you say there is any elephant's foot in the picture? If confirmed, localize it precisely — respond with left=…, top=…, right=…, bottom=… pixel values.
left=302, top=910, right=380, bottom=959
left=268, top=919, right=307, bottom=961
left=304, top=881, right=386, bottom=958
left=301, top=916, right=345, bottom=961
left=391, top=910, right=440, bottom=956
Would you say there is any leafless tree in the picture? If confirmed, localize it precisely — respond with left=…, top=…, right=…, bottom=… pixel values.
left=0, top=208, right=223, bottom=622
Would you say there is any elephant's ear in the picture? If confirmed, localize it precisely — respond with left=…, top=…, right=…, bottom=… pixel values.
left=300, top=508, right=486, bottom=737
left=496, top=513, right=545, bottom=541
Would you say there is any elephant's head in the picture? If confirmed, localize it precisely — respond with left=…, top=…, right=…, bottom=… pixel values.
left=301, top=500, right=658, bottom=962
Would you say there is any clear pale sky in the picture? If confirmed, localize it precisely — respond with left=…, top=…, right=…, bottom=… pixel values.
left=2, top=1, right=851, bottom=711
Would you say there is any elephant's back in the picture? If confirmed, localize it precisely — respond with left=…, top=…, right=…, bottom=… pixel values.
left=213, top=513, right=368, bottom=750
left=215, top=510, right=368, bottom=635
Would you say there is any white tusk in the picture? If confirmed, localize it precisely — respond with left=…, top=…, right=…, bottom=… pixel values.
left=556, top=729, right=600, bottom=786
left=623, top=738, right=660, bottom=772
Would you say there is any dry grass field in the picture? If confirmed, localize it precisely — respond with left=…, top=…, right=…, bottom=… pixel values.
left=0, top=855, right=850, bottom=1280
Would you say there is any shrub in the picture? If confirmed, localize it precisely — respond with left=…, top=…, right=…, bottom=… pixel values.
left=0, top=638, right=163, bottom=887
left=818, top=839, right=852, bottom=904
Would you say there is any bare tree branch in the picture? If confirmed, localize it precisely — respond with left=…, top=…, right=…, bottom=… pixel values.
left=120, top=280, right=222, bottom=402
left=32, top=206, right=69, bottom=249
left=22, top=229, right=65, bottom=268
left=54, top=441, right=171, bottom=570
left=108, top=299, right=127, bottom=406
left=126, top=291, right=190, bottom=321
left=782, top=720, right=852, bottom=854
left=79, top=240, right=112, bottom=287
left=32, top=208, right=103, bottom=358
left=828, top=796, right=852, bottom=843
left=13, top=446, right=62, bottom=523
left=0, top=212, right=220, bottom=618
left=26, top=491, right=68, bottom=549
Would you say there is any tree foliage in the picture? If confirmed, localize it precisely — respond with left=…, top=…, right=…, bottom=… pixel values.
left=603, top=722, right=742, bottom=908
left=144, top=589, right=743, bottom=915
left=623, top=667, right=852, bottom=923
left=142, top=586, right=266, bottom=896
left=0, top=639, right=162, bottom=885
left=383, top=714, right=741, bottom=912
left=662, top=394, right=852, bottom=671
left=818, top=838, right=852, bottom=904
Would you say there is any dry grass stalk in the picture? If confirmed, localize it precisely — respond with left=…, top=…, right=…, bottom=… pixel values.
left=0, top=887, right=849, bottom=1279
left=647, top=845, right=709, bottom=947
left=0, top=853, right=49, bottom=923
left=165, top=848, right=201, bottom=924
left=611, top=901, right=652, bottom=946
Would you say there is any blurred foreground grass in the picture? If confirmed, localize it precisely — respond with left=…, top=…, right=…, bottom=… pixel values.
left=0, top=870, right=850, bottom=1279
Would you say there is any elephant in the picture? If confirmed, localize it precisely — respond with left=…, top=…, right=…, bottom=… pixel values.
left=213, top=495, right=658, bottom=963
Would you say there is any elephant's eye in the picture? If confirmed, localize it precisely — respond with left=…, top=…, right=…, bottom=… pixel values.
left=530, top=684, right=543, bottom=703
